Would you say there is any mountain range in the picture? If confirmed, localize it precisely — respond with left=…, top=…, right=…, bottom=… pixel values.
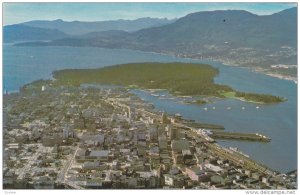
left=21, top=17, right=177, bottom=35
left=39, top=8, right=296, bottom=49
left=3, top=24, right=68, bottom=43
left=5, top=7, right=297, bottom=77
left=4, top=17, right=176, bottom=43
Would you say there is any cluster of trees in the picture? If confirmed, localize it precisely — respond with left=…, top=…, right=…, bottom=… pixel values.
left=53, top=62, right=285, bottom=104
left=53, top=62, right=233, bottom=96
left=235, top=91, right=285, bottom=103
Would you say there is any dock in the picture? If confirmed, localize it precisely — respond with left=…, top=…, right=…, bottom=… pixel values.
left=210, top=131, right=271, bottom=142
left=204, top=142, right=275, bottom=175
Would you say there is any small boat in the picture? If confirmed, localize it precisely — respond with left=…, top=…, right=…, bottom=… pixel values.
left=242, top=107, right=245, bottom=110
left=204, top=107, right=208, bottom=111
left=212, top=106, right=216, bottom=110
left=227, top=107, right=231, bottom=110
left=256, top=106, right=260, bottom=109
left=175, top=113, right=182, bottom=118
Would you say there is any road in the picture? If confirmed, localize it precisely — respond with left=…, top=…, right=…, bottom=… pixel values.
left=56, top=145, right=81, bottom=189
left=107, top=98, right=276, bottom=175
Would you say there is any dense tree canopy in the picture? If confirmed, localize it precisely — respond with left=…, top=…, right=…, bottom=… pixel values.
left=53, top=62, right=284, bottom=103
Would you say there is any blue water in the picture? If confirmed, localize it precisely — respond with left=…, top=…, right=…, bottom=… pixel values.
left=3, top=45, right=297, bottom=173
left=3, top=45, right=179, bottom=92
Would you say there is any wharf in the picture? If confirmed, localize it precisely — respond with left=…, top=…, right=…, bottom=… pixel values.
left=210, top=131, right=271, bottom=142
left=204, top=143, right=275, bottom=175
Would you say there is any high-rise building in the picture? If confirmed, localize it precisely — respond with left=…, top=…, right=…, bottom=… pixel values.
left=62, top=127, right=69, bottom=139
left=170, top=128, right=178, bottom=140
left=149, top=125, right=158, bottom=141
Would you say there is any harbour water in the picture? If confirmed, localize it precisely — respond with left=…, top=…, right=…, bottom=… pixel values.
left=3, top=45, right=297, bottom=173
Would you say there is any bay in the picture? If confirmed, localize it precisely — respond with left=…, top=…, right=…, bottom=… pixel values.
left=3, top=45, right=297, bottom=173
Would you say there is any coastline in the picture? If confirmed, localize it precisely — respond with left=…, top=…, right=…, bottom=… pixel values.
left=18, top=64, right=285, bottom=106
left=264, top=72, right=297, bottom=83
left=4, top=46, right=293, bottom=174
left=138, top=49, right=297, bottom=83
left=9, top=43, right=297, bottom=83
left=231, top=96, right=270, bottom=105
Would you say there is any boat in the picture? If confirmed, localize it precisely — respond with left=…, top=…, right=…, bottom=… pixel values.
left=175, top=113, right=182, bottom=118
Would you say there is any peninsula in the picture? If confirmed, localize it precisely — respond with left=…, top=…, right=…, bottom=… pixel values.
left=52, top=62, right=285, bottom=104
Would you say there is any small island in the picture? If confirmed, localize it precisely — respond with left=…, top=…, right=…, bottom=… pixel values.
left=52, top=62, right=285, bottom=104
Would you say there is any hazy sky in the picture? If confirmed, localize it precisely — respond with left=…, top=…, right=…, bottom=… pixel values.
left=3, top=2, right=297, bottom=25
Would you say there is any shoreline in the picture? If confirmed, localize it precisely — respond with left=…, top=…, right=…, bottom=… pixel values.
left=5, top=84, right=295, bottom=189
left=7, top=77, right=284, bottom=106
left=4, top=45, right=297, bottom=96
left=134, top=87, right=276, bottom=105
left=138, top=49, right=297, bottom=83
left=9, top=44, right=297, bottom=83
left=264, top=72, right=297, bottom=83
left=231, top=96, right=268, bottom=105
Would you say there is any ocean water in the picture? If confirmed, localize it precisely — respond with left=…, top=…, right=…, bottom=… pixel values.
left=3, top=45, right=297, bottom=173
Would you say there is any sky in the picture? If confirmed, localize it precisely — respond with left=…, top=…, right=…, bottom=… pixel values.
left=3, top=2, right=297, bottom=25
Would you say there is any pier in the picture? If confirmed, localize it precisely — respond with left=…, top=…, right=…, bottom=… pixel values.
left=210, top=131, right=271, bottom=142
left=108, top=99, right=275, bottom=175
left=204, top=143, right=275, bottom=175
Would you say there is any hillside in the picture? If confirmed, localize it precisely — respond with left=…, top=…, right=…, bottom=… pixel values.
left=17, top=8, right=297, bottom=71
left=14, top=8, right=297, bottom=78
left=131, top=8, right=297, bottom=49
left=20, top=8, right=297, bottom=49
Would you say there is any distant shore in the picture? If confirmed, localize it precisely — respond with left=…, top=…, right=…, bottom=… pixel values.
left=264, top=72, right=297, bottom=83
left=144, top=50, right=297, bottom=84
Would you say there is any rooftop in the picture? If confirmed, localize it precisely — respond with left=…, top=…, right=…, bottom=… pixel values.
left=90, top=150, right=110, bottom=157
